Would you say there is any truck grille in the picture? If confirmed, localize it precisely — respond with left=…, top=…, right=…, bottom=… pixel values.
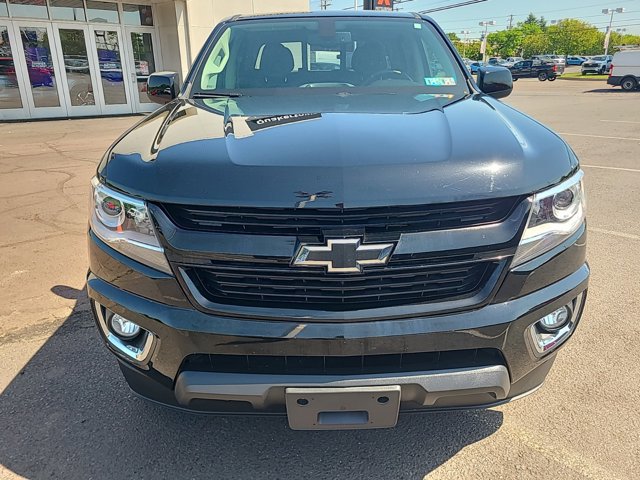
left=181, top=349, right=506, bottom=376
left=181, top=255, right=500, bottom=311
left=160, top=196, right=521, bottom=237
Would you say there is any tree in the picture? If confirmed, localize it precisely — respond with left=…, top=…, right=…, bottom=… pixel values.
left=546, top=19, right=601, bottom=55
left=447, top=32, right=460, bottom=42
left=487, top=28, right=525, bottom=57
left=522, top=13, right=547, bottom=29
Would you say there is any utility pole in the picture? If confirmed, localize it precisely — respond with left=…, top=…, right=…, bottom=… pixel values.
left=354, top=0, right=358, bottom=10
left=478, top=20, right=496, bottom=64
left=320, top=0, right=332, bottom=10
left=460, top=30, right=470, bottom=58
left=602, top=7, right=625, bottom=57
left=507, top=14, right=514, bottom=30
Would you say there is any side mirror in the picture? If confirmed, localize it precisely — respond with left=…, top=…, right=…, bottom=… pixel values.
left=477, top=66, right=513, bottom=99
left=147, top=72, right=179, bottom=105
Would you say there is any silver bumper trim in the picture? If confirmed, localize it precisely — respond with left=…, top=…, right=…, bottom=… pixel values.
left=175, top=365, right=510, bottom=410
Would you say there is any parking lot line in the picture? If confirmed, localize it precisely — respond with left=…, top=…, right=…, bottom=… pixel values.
left=600, top=120, right=640, bottom=125
left=589, top=227, right=640, bottom=241
left=559, top=133, right=640, bottom=142
left=582, top=165, right=640, bottom=173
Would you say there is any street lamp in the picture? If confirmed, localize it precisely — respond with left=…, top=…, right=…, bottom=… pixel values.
left=602, top=7, right=625, bottom=57
left=478, top=20, right=496, bottom=64
left=460, top=30, right=471, bottom=58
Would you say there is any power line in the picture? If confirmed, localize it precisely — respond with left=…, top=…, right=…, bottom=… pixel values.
left=420, top=0, right=488, bottom=14
left=434, top=0, right=637, bottom=24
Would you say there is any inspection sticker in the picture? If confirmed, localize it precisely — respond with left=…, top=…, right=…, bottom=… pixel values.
left=424, top=77, right=457, bottom=86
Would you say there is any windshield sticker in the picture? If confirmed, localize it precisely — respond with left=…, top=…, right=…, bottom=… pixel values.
left=424, top=77, right=457, bottom=86
left=414, top=23, right=422, bottom=29
left=247, top=113, right=322, bottom=133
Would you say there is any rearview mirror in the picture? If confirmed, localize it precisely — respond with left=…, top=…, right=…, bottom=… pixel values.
left=477, top=66, right=513, bottom=99
left=147, top=72, right=180, bottom=105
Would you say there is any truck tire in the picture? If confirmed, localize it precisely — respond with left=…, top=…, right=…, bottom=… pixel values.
left=538, top=72, right=548, bottom=81
left=621, top=77, right=638, bottom=91
left=548, top=76, right=557, bottom=82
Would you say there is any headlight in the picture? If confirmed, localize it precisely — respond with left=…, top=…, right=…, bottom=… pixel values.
left=90, top=177, right=172, bottom=274
left=512, top=170, right=585, bottom=267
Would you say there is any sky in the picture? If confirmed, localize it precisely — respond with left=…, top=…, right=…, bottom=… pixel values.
left=310, top=0, right=640, bottom=37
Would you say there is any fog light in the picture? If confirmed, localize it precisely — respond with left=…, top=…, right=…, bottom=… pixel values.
left=528, top=294, right=585, bottom=356
left=538, top=306, right=570, bottom=332
left=110, top=313, right=141, bottom=339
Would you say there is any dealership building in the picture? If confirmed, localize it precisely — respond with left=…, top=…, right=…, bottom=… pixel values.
left=0, top=0, right=309, bottom=120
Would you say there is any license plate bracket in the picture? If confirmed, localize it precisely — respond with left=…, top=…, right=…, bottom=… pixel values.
left=285, top=385, right=401, bottom=430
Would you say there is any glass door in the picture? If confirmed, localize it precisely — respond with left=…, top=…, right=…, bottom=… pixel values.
left=124, top=26, right=160, bottom=113
left=0, top=23, right=30, bottom=120
left=10, top=21, right=68, bottom=118
left=52, top=24, right=101, bottom=116
left=88, top=25, right=132, bottom=115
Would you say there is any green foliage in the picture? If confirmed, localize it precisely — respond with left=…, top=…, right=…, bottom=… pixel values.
left=447, top=32, right=460, bottom=42
left=487, top=29, right=525, bottom=57
left=449, top=14, right=640, bottom=59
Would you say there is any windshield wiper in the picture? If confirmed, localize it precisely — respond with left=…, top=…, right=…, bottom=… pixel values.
left=192, top=92, right=243, bottom=99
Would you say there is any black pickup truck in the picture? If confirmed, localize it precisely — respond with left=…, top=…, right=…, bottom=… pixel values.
left=88, top=11, right=588, bottom=430
left=509, top=60, right=564, bottom=81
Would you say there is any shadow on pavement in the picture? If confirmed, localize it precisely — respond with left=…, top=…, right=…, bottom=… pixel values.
left=0, top=287, right=503, bottom=480
left=583, top=88, right=637, bottom=94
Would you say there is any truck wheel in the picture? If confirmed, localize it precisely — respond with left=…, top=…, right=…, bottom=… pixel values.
left=548, top=76, right=557, bottom=82
left=621, top=77, right=638, bottom=91
left=538, top=72, right=548, bottom=81
left=581, top=71, right=587, bottom=76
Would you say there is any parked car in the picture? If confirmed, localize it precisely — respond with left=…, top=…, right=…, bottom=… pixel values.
left=531, top=55, right=565, bottom=66
left=88, top=11, right=588, bottom=430
left=566, top=56, right=586, bottom=65
left=582, top=55, right=613, bottom=74
left=607, top=49, right=640, bottom=91
left=468, top=60, right=483, bottom=73
left=548, top=55, right=566, bottom=66
left=509, top=60, right=564, bottom=81
left=502, top=56, right=524, bottom=67
left=487, top=57, right=505, bottom=66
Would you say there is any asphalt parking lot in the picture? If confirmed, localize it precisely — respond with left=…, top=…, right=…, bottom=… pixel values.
left=1, top=77, right=639, bottom=480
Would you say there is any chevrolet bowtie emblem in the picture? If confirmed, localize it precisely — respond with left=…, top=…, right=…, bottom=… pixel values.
left=292, top=238, right=395, bottom=273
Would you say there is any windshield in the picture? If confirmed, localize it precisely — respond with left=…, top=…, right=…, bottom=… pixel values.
left=190, top=16, right=468, bottom=104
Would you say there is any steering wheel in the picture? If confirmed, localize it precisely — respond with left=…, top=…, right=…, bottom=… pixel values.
left=364, top=69, right=415, bottom=85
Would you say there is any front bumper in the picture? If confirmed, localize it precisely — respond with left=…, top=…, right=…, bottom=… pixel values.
left=87, top=224, right=588, bottom=414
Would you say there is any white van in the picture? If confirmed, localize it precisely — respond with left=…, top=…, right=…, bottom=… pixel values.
left=608, top=50, right=640, bottom=91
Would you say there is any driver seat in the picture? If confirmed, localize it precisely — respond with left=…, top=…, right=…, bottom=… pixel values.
left=351, top=42, right=388, bottom=83
left=258, top=43, right=294, bottom=87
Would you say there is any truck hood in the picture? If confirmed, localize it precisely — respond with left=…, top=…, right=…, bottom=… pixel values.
left=100, top=95, right=577, bottom=208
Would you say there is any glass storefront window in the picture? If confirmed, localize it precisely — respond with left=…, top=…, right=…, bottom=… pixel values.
left=59, top=28, right=94, bottom=106
left=93, top=29, right=126, bottom=104
left=123, top=4, right=153, bottom=26
left=0, top=25, right=23, bottom=109
left=0, top=1, right=8, bottom=17
left=8, top=0, right=49, bottom=19
left=86, top=0, right=119, bottom=23
left=129, top=31, right=155, bottom=102
left=50, top=0, right=86, bottom=21
left=19, top=26, right=60, bottom=107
